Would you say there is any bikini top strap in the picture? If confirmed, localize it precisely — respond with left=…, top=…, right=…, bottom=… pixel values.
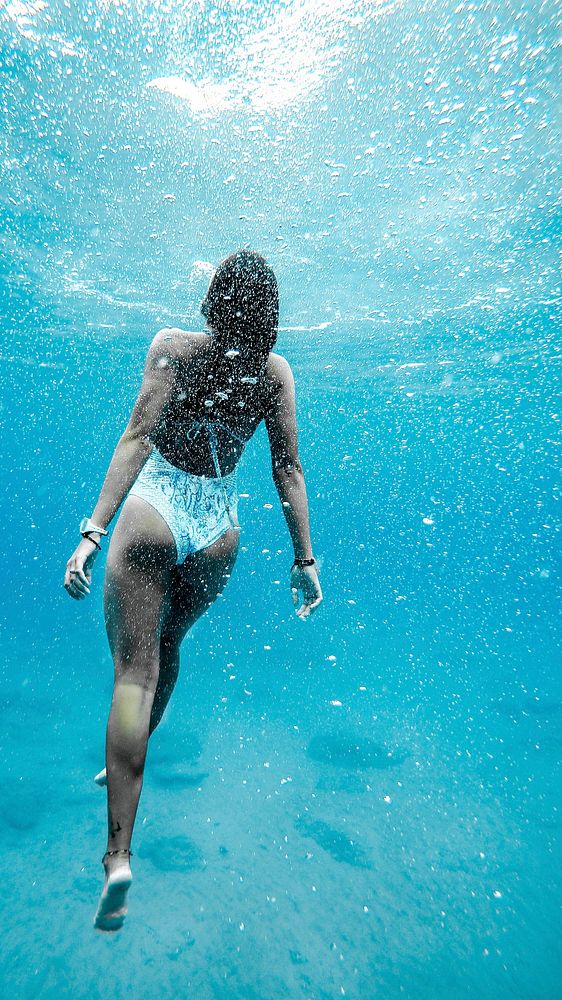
left=205, top=421, right=224, bottom=480
left=212, top=420, right=246, bottom=446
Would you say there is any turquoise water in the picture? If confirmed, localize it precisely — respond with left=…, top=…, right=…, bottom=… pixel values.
left=1, top=1, right=560, bottom=997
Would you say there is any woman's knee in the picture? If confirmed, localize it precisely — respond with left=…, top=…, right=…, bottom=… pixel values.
left=113, top=646, right=161, bottom=690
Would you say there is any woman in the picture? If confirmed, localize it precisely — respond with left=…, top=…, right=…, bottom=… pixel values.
left=64, top=250, right=322, bottom=932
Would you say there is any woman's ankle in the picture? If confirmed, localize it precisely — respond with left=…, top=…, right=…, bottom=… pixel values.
left=103, top=848, right=133, bottom=872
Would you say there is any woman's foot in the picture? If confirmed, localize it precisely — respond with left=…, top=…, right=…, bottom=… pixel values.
left=93, top=850, right=133, bottom=932
left=94, top=767, right=107, bottom=786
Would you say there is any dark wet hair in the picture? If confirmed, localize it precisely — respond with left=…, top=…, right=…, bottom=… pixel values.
left=201, top=250, right=278, bottom=355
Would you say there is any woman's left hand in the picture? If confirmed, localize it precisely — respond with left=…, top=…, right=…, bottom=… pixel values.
left=290, top=564, right=323, bottom=619
left=64, top=537, right=99, bottom=600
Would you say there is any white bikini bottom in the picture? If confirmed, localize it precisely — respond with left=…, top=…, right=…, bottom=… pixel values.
left=129, top=447, right=239, bottom=565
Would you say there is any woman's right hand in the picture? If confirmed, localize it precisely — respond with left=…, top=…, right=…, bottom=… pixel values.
left=64, top=537, right=99, bottom=600
left=290, top=564, right=323, bottom=619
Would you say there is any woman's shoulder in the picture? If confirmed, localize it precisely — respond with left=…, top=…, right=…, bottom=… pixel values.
left=150, top=328, right=210, bottom=362
left=154, top=327, right=208, bottom=345
left=264, top=352, right=294, bottom=392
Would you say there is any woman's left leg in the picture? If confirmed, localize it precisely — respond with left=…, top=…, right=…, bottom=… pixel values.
left=102, top=497, right=176, bottom=868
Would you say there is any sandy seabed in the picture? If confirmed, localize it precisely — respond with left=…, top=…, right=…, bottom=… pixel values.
left=1, top=656, right=561, bottom=1000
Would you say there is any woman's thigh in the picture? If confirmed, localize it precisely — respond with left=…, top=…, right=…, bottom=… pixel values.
left=161, top=528, right=240, bottom=647
left=104, top=495, right=177, bottom=676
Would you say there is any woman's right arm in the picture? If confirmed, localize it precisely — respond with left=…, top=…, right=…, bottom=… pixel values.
left=264, top=356, right=322, bottom=619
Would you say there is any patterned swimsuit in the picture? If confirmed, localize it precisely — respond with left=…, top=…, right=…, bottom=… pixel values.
left=129, top=420, right=243, bottom=564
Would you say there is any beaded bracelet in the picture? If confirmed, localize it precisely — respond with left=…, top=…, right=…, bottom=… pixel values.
left=82, top=533, right=102, bottom=551
left=292, top=557, right=315, bottom=569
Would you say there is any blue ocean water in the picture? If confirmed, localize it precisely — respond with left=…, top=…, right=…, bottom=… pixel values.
left=1, top=1, right=560, bottom=997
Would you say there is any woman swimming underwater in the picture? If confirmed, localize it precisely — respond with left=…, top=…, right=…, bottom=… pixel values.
left=63, top=250, right=322, bottom=931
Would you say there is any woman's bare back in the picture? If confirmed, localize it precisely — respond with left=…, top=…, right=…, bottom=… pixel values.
left=149, top=328, right=282, bottom=477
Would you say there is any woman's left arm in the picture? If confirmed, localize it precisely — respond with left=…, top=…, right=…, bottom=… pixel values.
left=64, top=330, right=181, bottom=600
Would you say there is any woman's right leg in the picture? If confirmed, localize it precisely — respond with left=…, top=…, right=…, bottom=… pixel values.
left=149, top=528, right=240, bottom=734
left=150, top=641, right=180, bottom=735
